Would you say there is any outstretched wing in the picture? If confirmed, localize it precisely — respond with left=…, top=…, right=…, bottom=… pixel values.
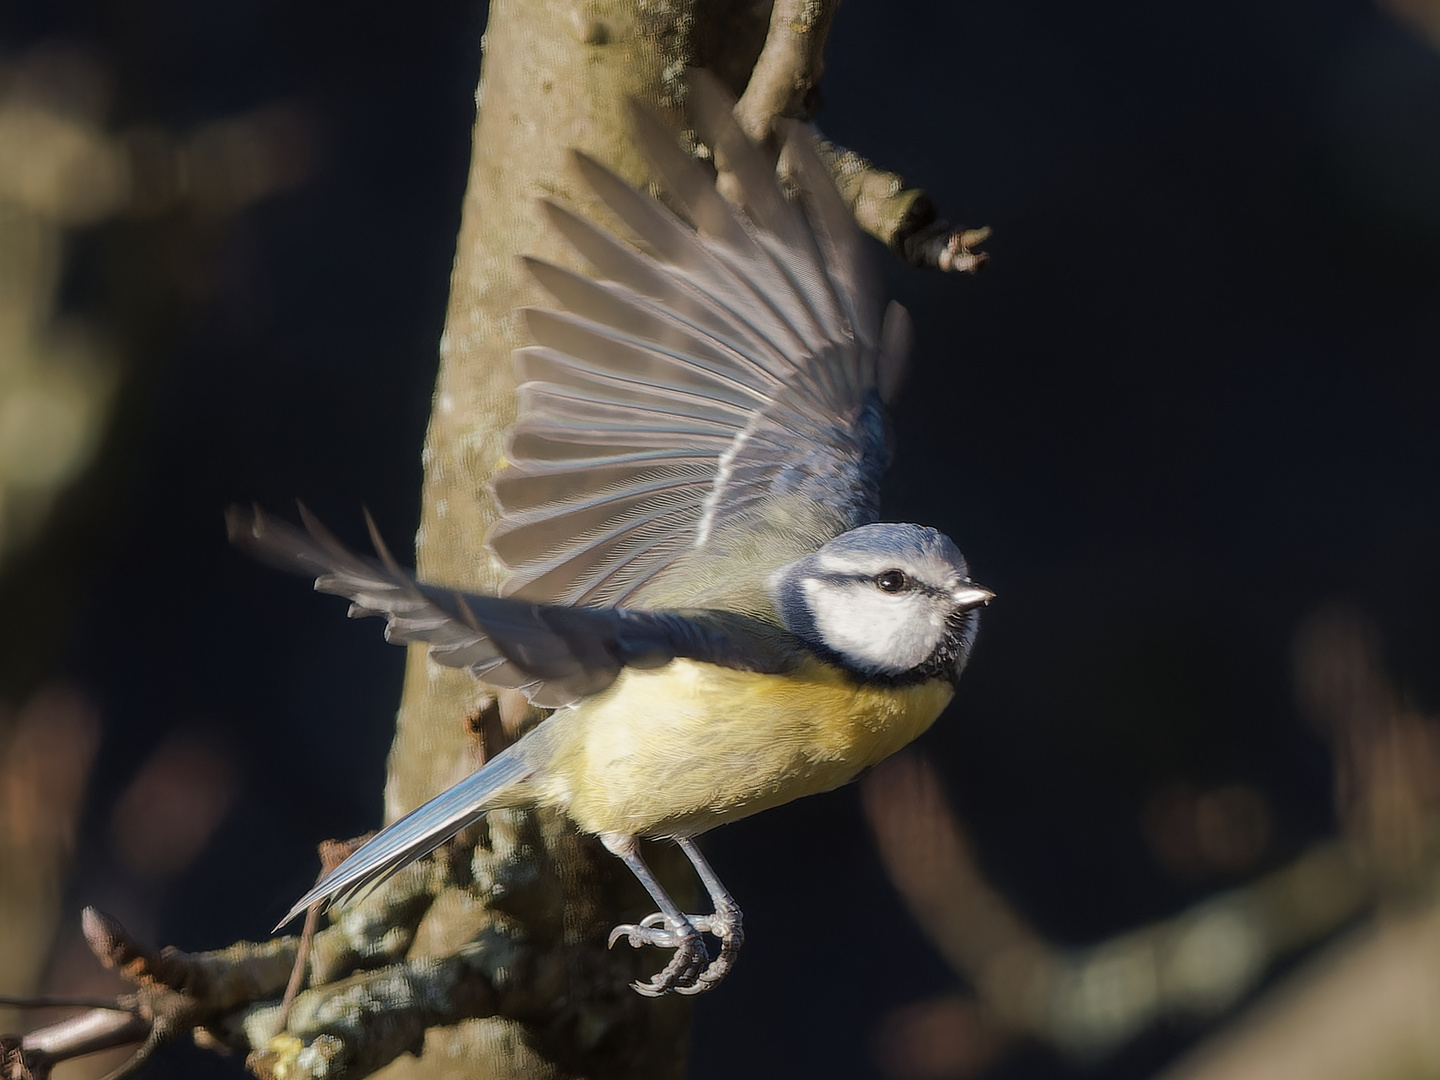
left=489, top=73, right=912, bottom=607
left=227, top=504, right=777, bottom=709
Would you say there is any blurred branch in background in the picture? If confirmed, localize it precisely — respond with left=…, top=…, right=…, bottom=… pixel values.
left=1154, top=607, right=1440, bottom=1080
left=863, top=760, right=1371, bottom=1078
left=0, top=39, right=316, bottom=1076
left=0, top=688, right=101, bottom=1035
left=864, top=604, right=1440, bottom=1080
left=1377, top=0, right=1440, bottom=51
left=0, top=45, right=313, bottom=570
left=1294, top=606, right=1440, bottom=886
left=0, top=49, right=121, bottom=569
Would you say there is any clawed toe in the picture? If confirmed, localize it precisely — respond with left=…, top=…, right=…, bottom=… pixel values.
left=674, top=899, right=743, bottom=995
left=598, top=834, right=746, bottom=997
left=607, top=902, right=744, bottom=996
left=608, top=913, right=710, bottom=994
left=607, top=913, right=685, bottom=950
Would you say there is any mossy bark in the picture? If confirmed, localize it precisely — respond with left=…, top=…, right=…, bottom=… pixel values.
left=377, top=3, right=767, bottom=1077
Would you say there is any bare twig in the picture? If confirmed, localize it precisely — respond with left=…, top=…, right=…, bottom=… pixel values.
left=14, top=1008, right=151, bottom=1080
left=0, top=996, right=136, bottom=1013
left=809, top=137, right=990, bottom=271
left=732, top=0, right=838, bottom=143
left=278, top=905, right=321, bottom=1028
left=716, top=0, right=988, bottom=272
left=278, top=833, right=376, bottom=1031
left=5, top=883, right=643, bottom=1080
left=3, top=907, right=296, bottom=1079
left=903, top=221, right=992, bottom=273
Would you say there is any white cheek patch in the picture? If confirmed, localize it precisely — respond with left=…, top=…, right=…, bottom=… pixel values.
left=800, top=578, right=945, bottom=675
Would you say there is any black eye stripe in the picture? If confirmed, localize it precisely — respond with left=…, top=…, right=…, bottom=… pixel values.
left=810, top=569, right=945, bottom=597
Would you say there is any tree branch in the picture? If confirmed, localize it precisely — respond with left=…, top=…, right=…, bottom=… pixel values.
left=863, top=755, right=1375, bottom=1069
left=1156, top=893, right=1440, bottom=1080
left=246, top=947, right=503, bottom=1080
left=712, top=0, right=990, bottom=272
left=3, top=908, right=297, bottom=1080
left=809, top=137, right=990, bottom=272
left=732, top=0, right=838, bottom=144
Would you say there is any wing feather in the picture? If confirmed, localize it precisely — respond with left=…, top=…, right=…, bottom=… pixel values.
left=227, top=504, right=779, bottom=709
left=491, top=74, right=906, bottom=608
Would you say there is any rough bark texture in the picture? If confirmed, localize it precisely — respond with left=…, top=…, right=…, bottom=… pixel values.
left=374, top=5, right=976, bottom=1072
left=381, top=3, right=746, bottom=1077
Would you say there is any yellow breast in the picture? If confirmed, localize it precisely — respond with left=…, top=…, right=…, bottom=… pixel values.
left=531, top=657, right=955, bottom=838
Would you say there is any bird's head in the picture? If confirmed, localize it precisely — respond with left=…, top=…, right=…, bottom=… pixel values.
left=769, top=524, right=992, bottom=685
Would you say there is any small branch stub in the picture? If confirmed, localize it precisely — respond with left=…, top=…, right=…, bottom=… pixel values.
left=806, top=136, right=990, bottom=273
left=905, top=221, right=992, bottom=274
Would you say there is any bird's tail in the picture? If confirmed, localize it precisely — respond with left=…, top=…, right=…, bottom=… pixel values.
left=276, top=745, right=533, bottom=929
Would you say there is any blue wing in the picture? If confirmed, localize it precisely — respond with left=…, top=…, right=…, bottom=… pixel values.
left=227, top=504, right=780, bottom=709
left=489, top=73, right=912, bottom=608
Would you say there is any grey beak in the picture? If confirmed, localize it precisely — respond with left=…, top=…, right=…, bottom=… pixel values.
left=951, top=582, right=995, bottom=611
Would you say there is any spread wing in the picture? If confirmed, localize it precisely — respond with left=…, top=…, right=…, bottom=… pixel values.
left=489, top=73, right=912, bottom=607
left=227, top=505, right=777, bottom=709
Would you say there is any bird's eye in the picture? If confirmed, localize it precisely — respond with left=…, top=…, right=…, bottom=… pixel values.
left=875, top=569, right=909, bottom=593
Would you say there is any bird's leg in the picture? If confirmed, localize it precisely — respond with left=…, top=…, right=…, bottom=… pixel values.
left=600, top=832, right=709, bottom=996
left=672, top=836, right=744, bottom=994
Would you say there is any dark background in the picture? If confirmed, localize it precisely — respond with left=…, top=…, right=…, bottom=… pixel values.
left=2, top=0, right=1438, bottom=1077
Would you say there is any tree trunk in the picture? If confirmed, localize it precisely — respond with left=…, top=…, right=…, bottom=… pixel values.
left=379, top=3, right=766, bottom=1077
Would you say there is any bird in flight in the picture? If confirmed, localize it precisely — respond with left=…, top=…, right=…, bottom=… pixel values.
left=229, top=74, right=992, bottom=996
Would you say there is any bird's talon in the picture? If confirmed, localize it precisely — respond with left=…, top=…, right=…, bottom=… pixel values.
left=607, top=923, right=647, bottom=950
left=607, top=915, right=687, bottom=950
left=607, top=912, right=713, bottom=994
left=605, top=903, right=747, bottom=995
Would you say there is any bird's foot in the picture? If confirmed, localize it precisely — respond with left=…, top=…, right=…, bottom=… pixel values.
left=607, top=900, right=744, bottom=996
left=684, top=896, right=743, bottom=994
left=608, top=912, right=709, bottom=995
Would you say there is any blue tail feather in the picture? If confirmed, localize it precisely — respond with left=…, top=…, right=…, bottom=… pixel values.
left=276, top=748, right=532, bottom=929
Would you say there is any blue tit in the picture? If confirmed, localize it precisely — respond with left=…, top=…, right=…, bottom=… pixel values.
left=228, top=73, right=992, bottom=997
